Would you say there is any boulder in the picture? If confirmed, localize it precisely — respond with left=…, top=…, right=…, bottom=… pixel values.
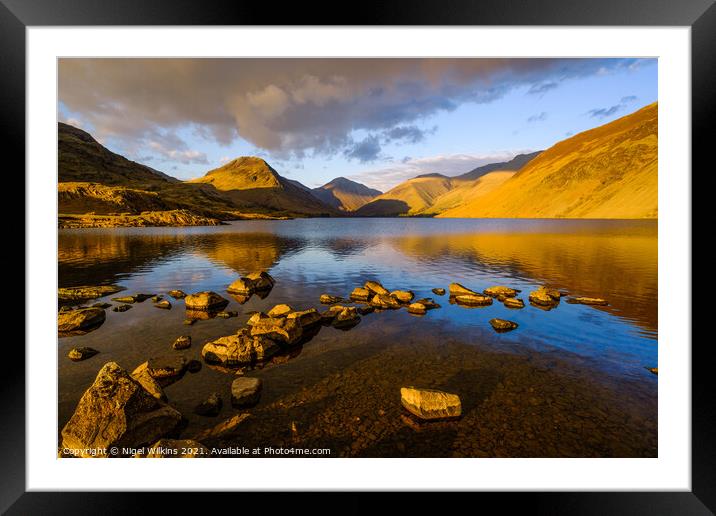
left=194, top=392, right=222, bottom=417
left=67, top=347, right=99, bottom=362
left=350, top=287, right=371, bottom=301
left=390, top=290, right=415, bottom=303
left=58, top=307, right=106, bottom=334
left=61, top=362, right=182, bottom=457
left=333, top=307, right=361, bottom=329
left=202, top=329, right=280, bottom=366
left=528, top=286, right=561, bottom=307
left=154, top=300, right=172, bottom=310
left=58, top=285, right=125, bottom=301
left=231, top=377, right=262, bottom=407
left=320, top=294, right=343, bottom=304
left=566, top=297, right=609, bottom=306
left=226, top=277, right=255, bottom=295
left=364, top=280, right=389, bottom=296
left=400, top=387, right=462, bottom=420
left=246, top=271, right=275, bottom=290
left=370, top=293, right=402, bottom=309
left=503, top=297, right=525, bottom=309
left=227, top=271, right=275, bottom=295
left=250, top=316, right=303, bottom=346
left=267, top=304, right=292, bottom=318
left=286, top=308, right=321, bottom=328
left=407, top=302, right=427, bottom=315
left=172, top=336, right=191, bottom=350
left=431, top=288, right=446, bottom=296
left=449, top=283, right=478, bottom=296
left=167, top=289, right=187, bottom=299
left=483, top=286, right=519, bottom=298
left=320, top=305, right=345, bottom=322
left=112, top=304, right=132, bottom=312
left=489, top=318, right=519, bottom=332
left=142, top=439, right=209, bottom=458
left=454, top=294, right=493, bottom=307
left=184, top=291, right=229, bottom=311
left=131, top=363, right=167, bottom=401
left=247, top=312, right=269, bottom=326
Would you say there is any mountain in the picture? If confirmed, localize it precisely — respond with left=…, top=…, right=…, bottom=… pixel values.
left=456, top=151, right=542, bottom=181
left=439, top=102, right=658, bottom=219
left=354, top=174, right=455, bottom=216
left=312, top=177, right=382, bottom=211
left=188, top=157, right=335, bottom=216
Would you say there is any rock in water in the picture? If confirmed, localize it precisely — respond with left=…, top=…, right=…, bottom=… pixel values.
left=489, top=318, right=519, bottom=332
left=431, top=288, right=446, bottom=296
left=320, top=305, right=345, bottom=322
left=187, top=360, right=202, bottom=373
left=449, top=283, right=478, bottom=296
left=333, top=307, right=361, bottom=329
left=350, top=287, right=371, bottom=301
left=357, top=305, right=375, bottom=315
left=454, top=294, right=493, bottom=307
left=231, top=377, right=262, bottom=407
left=154, top=300, right=172, bottom=310
left=131, top=363, right=167, bottom=401
left=58, top=285, right=125, bottom=301
left=184, top=291, right=229, bottom=311
left=528, top=286, right=561, bottom=308
left=194, top=392, right=223, bottom=417
left=60, top=362, right=182, bottom=457
left=250, top=317, right=303, bottom=346
left=414, top=298, right=441, bottom=309
left=408, top=302, right=427, bottom=315
left=320, top=294, right=342, bottom=304
left=646, top=367, right=658, bottom=375
left=566, top=297, right=609, bottom=306
left=267, top=304, right=292, bottom=317
left=286, top=308, right=322, bottom=328
left=58, top=307, right=106, bottom=334
left=67, top=347, right=99, bottom=361
left=227, top=271, right=275, bottom=295
left=113, top=304, right=132, bottom=312
left=91, top=302, right=112, bottom=309
left=246, top=312, right=269, bottom=326
left=226, top=277, right=255, bottom=295
left=142, top=356, right=188, bottom=386
left=202, top=328, right=280, bottom=366
left=112, top=294, right=154, bottom=304
left=141, top=439, right=210, bottom=458
left=400, top=387, right=462, bottom=420
left=503, top=298, right=525, bottom=309
left=364, top=280, right=390, bottom=296
left=172, top=336, right=191, bottom=350
left=370, top=293, right=402, bottom=309
left=167, top=289, right=187, bottom=299
left=216, top=310, right=238, bottom=318
left=390, top=290, right=415, bottom=303
left=483, top=286, right=519, bottom=298
left=246, top=271, right=275, bottom=291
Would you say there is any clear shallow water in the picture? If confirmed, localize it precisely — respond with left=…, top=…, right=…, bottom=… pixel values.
left=58, top=218, right=658, bottom=457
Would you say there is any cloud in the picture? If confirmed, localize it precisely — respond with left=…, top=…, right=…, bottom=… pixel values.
left=348, top=151, right=527, bottom=191
left=344, top=135, right=383, bottom=163
left=621, top=95, right=638, bottom=103
left=147, top=140, right=208, bottom=164
left=527, top=112, right=548, bottom=123
left=588, top=94, right=643, bottom=119
left=58, top=58, right=650, bottom=161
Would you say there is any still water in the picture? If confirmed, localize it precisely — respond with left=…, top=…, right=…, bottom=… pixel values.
left=59, top=218, right=658, bottom=457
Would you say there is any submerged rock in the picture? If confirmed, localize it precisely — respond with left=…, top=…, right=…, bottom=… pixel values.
left=172, top=336, right=191, bottom=350
left=320, top=294, right=343, bottom=304
left=320, top=305, right=345, bottom=322
left=483, top=286, right=519, bottom=298
left=454, top=294, right=493, bottom=307
left=390, top=290, right=415, bottom=303
left=333, top=307, right=361, bottom=329
left=246, top=271, right=275, bottom=291
left=91, top=302, right=112, bottom=309
left=503, top=297, right=525, bottom=309
left=408, top=302, right=427, bottom=315
left=370, top=293, right=402, bottom=309
left=167, top=289, right=187, bottom=299
left=449, top=283, right=478, bottom=296
left=112, top=304, right=132, bottom=312
left=400, top=387, right=462, bottom=420
left=231, top=377, right=262, bottom=407
left=364, top=280, right=389, bottom=296
left=58, top=285, right=125, bottom=301
left=58, top=307, right=106, bottom=334
left=183, top=318, right=196, bottom=326
left=202, top=328, right=280, bottom=366
left=194, top=392, right=222, bottom=417
left=112, top=293, right=154, bottom=304
left=67, top=347, right=99, bottom=361
left=184, top=291, right=229, bottom=311
left=154, top=300, right=172, bottom=310
left=431, top=288, right=446, bottom=296
left=566, top=297, right=609, bottom=306
left=350, top=287, right=371, bottom=301
left=489, top=318, right=519, bottom=332
left=267, top=304, right=292, bottom=318
left=414, top=298, right=441, bottom=309
left=141, top=439, right=209, bottom=458
left=61, top=362, right=182, bottom=457
left=250, top=316, right=303, bottom=346
left=286, top=308, right=322, bottom=328
left=357, top=305, right=375, bottom=315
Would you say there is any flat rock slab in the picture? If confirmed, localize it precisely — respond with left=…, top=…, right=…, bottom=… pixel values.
left=483, top=285, right=519, bottom=298
left=489, top=318, right=519, bottom=332
left=231, top=377, right=262, bottom=407
left=58, top=307, right=106, bottom=334
left=400, top=387, right=462, bottom=420
left=364, top=280, right=389, bottom=296
left=146, top=356, right=188, bottom=381
left=566, top=297, right=609, bottom=306
left=449, top=282, right=478, bottom=296
left=390, top=290, right=415, bottom=303
left=184, top=291, right=229, bottom=311
left=503, top=298, right=525, bottom=309
left=58, top=285, right=125, bottom=301
left=454, top=294, right=493, bottom=307
left=408, top=302, right=427, bottom=315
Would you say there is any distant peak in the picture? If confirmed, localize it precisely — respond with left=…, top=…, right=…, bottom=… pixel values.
left=414, top=173, right=447, bottom=179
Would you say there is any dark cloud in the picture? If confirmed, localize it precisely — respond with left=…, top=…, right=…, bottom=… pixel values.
left=527, top=112, right=548, bottom=123
left=59, top=58, right=650, bottom=160
left=344, top=135, right=382, bottom=163
left=383, top=125, right=428, bottom=144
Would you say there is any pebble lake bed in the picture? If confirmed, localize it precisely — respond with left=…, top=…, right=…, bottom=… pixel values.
left=57, top=218, right=658, bottom=458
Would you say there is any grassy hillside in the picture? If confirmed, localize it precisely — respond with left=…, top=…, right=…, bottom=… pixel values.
left=355, top=174, right=455, bottom=216
left=419, top=171, right=516, bottom=215
left=439, top=103, right=658, bottom=219
left=312, top=177, right=382, bottom=211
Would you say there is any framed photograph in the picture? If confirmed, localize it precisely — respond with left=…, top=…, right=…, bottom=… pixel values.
left=6, top=0, right=710, bottom=512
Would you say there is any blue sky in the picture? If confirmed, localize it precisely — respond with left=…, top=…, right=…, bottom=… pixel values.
left=58, top=58, right=656, bottom=192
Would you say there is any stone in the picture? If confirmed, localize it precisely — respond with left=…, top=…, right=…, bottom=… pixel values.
left=364, top=280, right=389, bottom=296
left=215, top=310, right=238, bottom=318
left=489, top=318, right=519, bottom=332
left=193, top=414, right=250, bottom=442
left=183, top=318, right=196, bottom=325
left=357, top=305, right=375, bottom=315
left=286, top=308, right=321, bottom=328
left=320, top=305, right=345, bottom=322
left=390, top=290, right=415, bottom=303
left=454, top=294, right=493, bottom=307
left=414, top=298, right=441, bottom=309
left=91, top=302, right=112, bottom=309
left=370, top=293, right=401, bottom=309
left=503, top=297, right=525, bottom=309
left=194, top=392, right=222, bottom=417
left=400, top=387, right=462, bottom=420
left=167, top=289, right=187, bottom=299
left=58, top=307, right=106, bottom=334
left=154, top=300, right=172, bottom=310
left=529, top=287, right=561, bottom=307
left=247, top=312, right=269, bottom=326
left=151, top=295, right=164, bottom=303
left=227, top=271, right=275, bottom=295
left=231, top=377, right=262, bottom=407
left=58, top=285, right=125, bottom=301
left=250, top=316, right=303, bottom=346
left=67, top=347, right=99, bottom=361
left=333, top=307, right=361, bottom=329
left=141, top=439, right=209, bottom=458
left=172, top=336, right=191, bottom=350
left=431, top=288, right=446, bottom=296
left=320, top=294, right=343, bottom=304
left=61, top=362, right=181, bottom=457
left=112, top=294, right=154, bottom=304
left=131, top=363, right=167, bottom=401
left=449, top=283, right=478, bottom=296
left=184, top=291, right=229, bottom=311
left=202, top=329, right=280, bottom=366
left=350, top=287, right=371, bottom=301
left=113, top=304, right=132, bottom=312
left=566, top=297, right=609, bottom=306
left=407, top=302, right=427, bottom=315
left=145, top=356, right=188, bottom=385
left=227, top=277, right=255, bottom=295
left=247, top=271, right=275, bottom=290
left=267, top=304, right=292, bottom=317
left=483, top=286, right=519, bottom=298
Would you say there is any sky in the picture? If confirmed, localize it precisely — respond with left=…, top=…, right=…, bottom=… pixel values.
left=58, top=58, right=657, bottom=192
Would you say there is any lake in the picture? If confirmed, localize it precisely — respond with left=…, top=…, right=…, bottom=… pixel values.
left=58, top=218, right=658, bottom=457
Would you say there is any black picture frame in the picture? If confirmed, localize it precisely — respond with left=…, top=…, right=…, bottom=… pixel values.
left=4, top=0, right=709, bottom=513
